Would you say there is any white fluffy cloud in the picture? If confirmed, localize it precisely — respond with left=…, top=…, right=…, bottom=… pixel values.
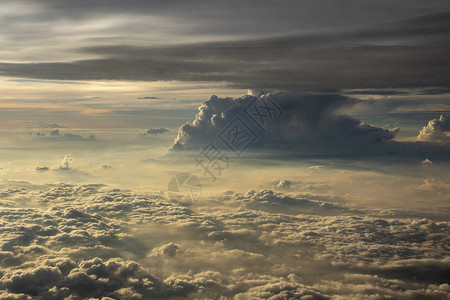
left=417, top=115, right=450, bottom=143
left=0, top=183, right=448, bottom=299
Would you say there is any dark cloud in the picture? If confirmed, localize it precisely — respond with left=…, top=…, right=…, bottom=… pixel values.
left=33, top=129, right=96, bottom=141
left=136, top=96, right=162, bottom=100
left=169, top=91, right=450, bottom=160
left=1, top=257, right=180, bottom=299
left=139, top=128, right=170, bottom=137
left=12, top=0, right=447, bottom=31
left=148, top=242, right=180, bottom=258
left=364, top=258, right=450, bottom=284
left=171, top=91, right=397, bottom=154
left=38, top=124, right=66, bottom=129
left=1, top=11, right=449, bottom=90
left=35, top=166, right=49, bottom=172
left=344, top=87, right=450, bottom=96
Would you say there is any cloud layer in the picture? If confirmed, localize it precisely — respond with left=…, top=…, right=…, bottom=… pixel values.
left=1, top=10, right=449, bottom=90
left=0, top=182, right=448, bottom=299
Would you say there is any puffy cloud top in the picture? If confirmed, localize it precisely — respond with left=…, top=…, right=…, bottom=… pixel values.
left=171, top=92, right=398, bottom=157
left=0, top=183, right=449, bottom=299
left=417, top=115, right=450, bottom=144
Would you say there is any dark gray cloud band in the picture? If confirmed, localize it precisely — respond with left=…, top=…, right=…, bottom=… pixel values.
left=1, top=12, right=449, bottom=90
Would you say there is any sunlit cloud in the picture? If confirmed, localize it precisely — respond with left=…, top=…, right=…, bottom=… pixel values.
left=1, top=0, right=449, bottom=299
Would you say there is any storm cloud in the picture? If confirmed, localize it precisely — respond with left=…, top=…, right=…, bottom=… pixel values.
left=169, top=91, right=450, bottom=160
left=171, top=91, right=397, bottom=155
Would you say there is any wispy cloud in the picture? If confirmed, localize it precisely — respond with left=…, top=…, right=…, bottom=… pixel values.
left=1, top=12, right=450, bottom=89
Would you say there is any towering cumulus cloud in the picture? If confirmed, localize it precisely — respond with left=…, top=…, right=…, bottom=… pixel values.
left=172, top=91, right=398, bottom=157
left=417, top=115, right=450, bottom=144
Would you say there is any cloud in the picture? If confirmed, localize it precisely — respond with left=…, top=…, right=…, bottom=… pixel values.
left=311, top=273, right=450, bottom=299
left=231, top=189, right=354, bottom=215
left=4, top=266, right=63, bottom=296
left=171, top=91, right=401, bottom=157
left=169, top=91, right=450, bottom=160
left=0, top=182, right=448, bottom=299
left=31, top=129, right=96, bottom=141
left=33, top=155, right=92, bottom=175
left=1, top=11, right=449, bottom=90
left=410, top=178, right=450, bottom=198
left=35, top=166, right=49, bottom=172
left=5, top=0, right=449, bottom=46
left=233, top=276, right=326, bottom=300
left=344, top=87, right=450, bottom=96
left=59, top=154, right=73, bottom=170
left=139, top=128, right=170, bottom=137
left=422, top=158, right=433, bottom=165
left=148, top=242, right=180, bottom=259
left=1, top=257, right=179, bottom=299
left=273, top=179, right=291, bottom=191
left=137, top=96, right=162, bottom=100
left=417, top=115, right=450, bottom=144
left=39, top=124, right=66, bottom=129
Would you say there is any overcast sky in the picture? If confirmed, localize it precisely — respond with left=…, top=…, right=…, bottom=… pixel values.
left=1, top=0, right=450, bottom=90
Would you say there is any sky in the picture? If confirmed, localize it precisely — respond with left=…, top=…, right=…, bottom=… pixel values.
left=0, top=1, right=449, bottom=299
